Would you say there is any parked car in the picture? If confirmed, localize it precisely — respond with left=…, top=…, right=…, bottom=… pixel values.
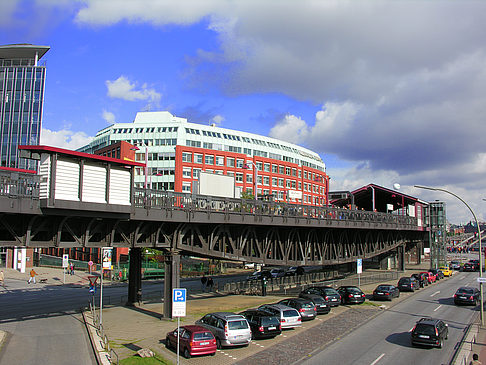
left=300, top=286, right=341, bottom=307
left=449, top=260, right=461, bottom=270
left=397, top=277, right=419, bottom=292
left=258, top=304, right=302, bottom=329
left=278, top=298, right=317, bottom=321
left=285, top=266, right=305, bottom=276
left=411, top=273, right=427, bottom=288
left=469, top=259, right=482, bottom=271
left=439, top=266, right=453, bottom=277
left=195, top=312, right=252, bottom=349
left=269, top=268, right=286, bottom=278
left=239, top=309, right=282, bottom=339
left=298, top=293, right=331, bottom=314
left=337, top=286, right=366, bottom=304
left=454, top=287, right=480, bottom=306
left=421, top=271, right=436, bottom=283
left=372, top=284, right=400, bottom=301
left=246, top=270, right=272, bottom=281
left=462, top=262, right=476, bottom=272
left=430, top=269, right=443, bottom=280
left=411, top=318, right=448, bottom=348
left=165, top=325, right=216, bottom=358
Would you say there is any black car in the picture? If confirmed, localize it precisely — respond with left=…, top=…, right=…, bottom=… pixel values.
left=337, top=286, right=366, bottom=304
left=411, top=318, right=448, bottom=348
left=454, top=287, right=480, bottom=306
left=278, top=298, right=317, bottom=321
left=372, top=284, right=400, bottom=301
left=397, top=277, right=419, bottom=292
left=239, top=309, right=282, bottom=339
left=299, top=293, right=331, bottom=314
left=462, top=262, right=476, bottom=272
left=411, top=273, right=427, bottom=288
left=430, top=269, right=443, bottom=280
left=469, top=259, right=482, bottom=271
left=300, top=286, right=341, bottom=307
left=246, top=270, right=272, bottom=281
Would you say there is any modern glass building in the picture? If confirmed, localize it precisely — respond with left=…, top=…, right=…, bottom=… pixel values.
left=79, top=111, right=330, bottom=206
left=0, top=44, right=49, bottom=170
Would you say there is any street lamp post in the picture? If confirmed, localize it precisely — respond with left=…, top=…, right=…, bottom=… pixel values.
left=243, top=161, right=260, bottom=200
left=415, top=185, right=484, bottom=326
left=131, top=145, right=148, bottom=189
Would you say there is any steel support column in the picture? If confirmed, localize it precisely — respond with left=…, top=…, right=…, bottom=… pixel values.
left=163, top=251, right=181, bottom=319
left=126, top=247, right=142, bottom=306
left=397, top=244, right=405, bottom=272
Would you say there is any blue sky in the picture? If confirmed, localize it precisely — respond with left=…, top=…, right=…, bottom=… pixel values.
left=2, top=0, right=486, bottom=224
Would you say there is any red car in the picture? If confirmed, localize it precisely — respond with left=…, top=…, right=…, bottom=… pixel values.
left=421, top=271, right=436, bottom=284
left=166, top=325, right=216, bottom=358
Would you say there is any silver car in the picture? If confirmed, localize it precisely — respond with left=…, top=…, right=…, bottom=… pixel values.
left=195, top=312, right=252, bottom=348
left=258, top=304, right=302, bottom=329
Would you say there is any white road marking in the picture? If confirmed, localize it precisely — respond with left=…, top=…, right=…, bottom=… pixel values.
left=370, top=353, right=385, bottom=365
left=434, top=304, right=443, bottom=312
left=431, top=291, right=440, bottom=297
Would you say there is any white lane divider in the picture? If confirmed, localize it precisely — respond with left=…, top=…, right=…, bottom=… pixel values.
left=434, top=304, right=443, bottom=312
left=431, top=291, right=440, bottom=297
left=370, top=353, right=385, bottom=365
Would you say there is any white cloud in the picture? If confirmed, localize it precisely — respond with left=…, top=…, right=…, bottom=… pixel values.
left=106, top=76, right=161, bottom=104
left=40, top=128, right=93, bottom=150
left=211, top=114, right=225, bottom=126
left=102, top=110, right=116, bottom=124
left=269, top=114, right=309, bottom=145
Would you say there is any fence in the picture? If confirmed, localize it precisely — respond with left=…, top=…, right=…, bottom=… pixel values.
left=88, top=300, right=119, bottom=365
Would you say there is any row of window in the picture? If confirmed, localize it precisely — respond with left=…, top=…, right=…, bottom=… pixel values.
left=181, top=152, right=325, bottom=182
left=113, top=126, right=178, bottom=134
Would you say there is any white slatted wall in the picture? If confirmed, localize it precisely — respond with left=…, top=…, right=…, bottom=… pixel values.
left=109, top=168, right=131, bottom=205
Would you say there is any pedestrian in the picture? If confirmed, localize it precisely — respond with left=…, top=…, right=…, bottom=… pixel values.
left=0, top=270, right=4, bottom=288
left=72, top=263, right=75, bottom=275
left=69, top=263, right=73, bottom=275
left=200, top=274, right=207, bottom=292
left=207, top=277, right=214, bottom=292
left=470, top=353, right=482, bottom=365
left=28, top=268, right=38, bottom=284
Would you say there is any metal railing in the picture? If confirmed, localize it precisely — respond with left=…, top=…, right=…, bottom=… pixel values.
left=134, top=189, right=419, bottom=228
left=88, top=300, right=119, bottom=365
left=0, top=170, right=39, bottom=198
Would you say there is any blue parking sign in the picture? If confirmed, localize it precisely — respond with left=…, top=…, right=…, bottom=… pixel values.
left=172, top=288, right=187, bottom=317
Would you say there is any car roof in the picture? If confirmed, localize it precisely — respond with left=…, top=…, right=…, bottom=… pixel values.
left=208, top=312, right=245, bottom=320
left=417, top=317, right=442, bottom=325
left=261, top=303, right=296, bottom=310
left=182, top=325, right=212, bottom=332
left=241, top=309, right=276, bottom=316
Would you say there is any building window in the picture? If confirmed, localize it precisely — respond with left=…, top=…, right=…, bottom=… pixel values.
left=291, top=180, right=296, bottom=189
left=272, top=177, right=278, bottom=187
left=182, top=152, right=192, bottom=163
left=286, top=167, right=291, bottom=175
left=298, top=182, right=302, bottom=190
left=216, top=156, right=224, bottom=166
left=256, top=162, right=263, bottom=171
left=227, top=157, right=235, bottom=167
left=263, top=176, right=270, bottom=186
left=304, top=171, right=308, bottom=179
left=246, top=174, right=253, bottom=183
left=193, top=168, right=201, bottom=179
left=292, top=168, right=297, bottom=176
left=183, top=167, right=192, bottom=178
left=264, top=163, right=270, bottom=172
left=236, top=173, right=243, bottom=182
left=182, top=182, right=191, bottom=192
left=272, top=164, right=278, bottom=173
left=278, top=191, right=284, bottom=200
left=279, top=165, right=284, bottom=174
left=286, top=180, right=291, bottom=188
left=236, top=159, right=244, bottom=168
left=278, top=178, right=284, bottom=187
left=257, top=175, right=262, bottom=184
left=205, top=155, right=214, bottom=165
left=194, top=153, right=203, bottom=164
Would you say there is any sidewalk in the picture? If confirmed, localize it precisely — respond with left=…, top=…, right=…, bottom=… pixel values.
left=1, top=266, right=96, bottom=286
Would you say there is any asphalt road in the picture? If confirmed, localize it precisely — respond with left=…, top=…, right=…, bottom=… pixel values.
left=300, top=270, right=479, bottom=365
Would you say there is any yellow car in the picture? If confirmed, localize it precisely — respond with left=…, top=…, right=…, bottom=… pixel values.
left=439, top=266, right=453, bottom=277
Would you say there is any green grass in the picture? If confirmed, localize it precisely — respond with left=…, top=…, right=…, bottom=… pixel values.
left=120, top=352, right=171, bottom=365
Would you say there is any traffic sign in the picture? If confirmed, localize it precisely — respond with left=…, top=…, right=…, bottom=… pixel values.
left=89, top=285, right=96, bottom=294
left=357, top=259, right=363, bottom=274
left=88, top=276, right=98, bottom=286
left=172, top=288, right=187, bottom=317
left=477, top=277, right=486, bottom=283
left=62, top=254, right=69, bottom=268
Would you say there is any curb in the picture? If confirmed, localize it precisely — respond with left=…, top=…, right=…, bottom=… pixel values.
left=82, top=309, right=112, bottom=365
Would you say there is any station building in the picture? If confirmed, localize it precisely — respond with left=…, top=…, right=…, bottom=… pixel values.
left=79, top=111, right=330, bottom=206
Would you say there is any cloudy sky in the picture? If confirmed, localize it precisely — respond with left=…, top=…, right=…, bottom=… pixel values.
left=2, top=0, right=486, bottom=224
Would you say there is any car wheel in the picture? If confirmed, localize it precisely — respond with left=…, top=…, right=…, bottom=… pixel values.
left=216, top=338, right=222, bottom=349
left=183, top=348, right=191, bottom=359
left=438, top=338, right=443, bottom=348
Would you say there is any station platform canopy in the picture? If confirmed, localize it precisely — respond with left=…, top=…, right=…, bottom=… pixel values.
left=329, top=183, right=423, bottom=213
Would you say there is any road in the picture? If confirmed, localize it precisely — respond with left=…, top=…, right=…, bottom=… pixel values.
left=0, top=273, right=247, bottom=364
left=300, top=271, right=479, bottom=365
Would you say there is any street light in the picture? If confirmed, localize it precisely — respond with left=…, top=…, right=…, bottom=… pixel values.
left=414, top=185, right=484, bottom=326
left=130, top=145, right=148, bottom=189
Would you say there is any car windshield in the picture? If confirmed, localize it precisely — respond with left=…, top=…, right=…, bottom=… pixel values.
left=228, top=320, right=249, bottom=330
left=415, top=323, right=436, bottom=336
left=301, top=302, right=314, bottom=308
left=311, top=297, right=324, bottom=304
left=376, top=285, right=390, bottom=291
left=457, top=288, right=474, bottom=294
left=193, top=332, right=214, bottom=341
left=399, top=278, right=410, bottom=284
left=261, top=317, right=280, bottom=326
left=283, top=309, right=299, bottom=317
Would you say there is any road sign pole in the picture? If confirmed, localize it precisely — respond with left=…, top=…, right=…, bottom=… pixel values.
left=177, top=316, right=180, bottom=365
left=100, top=268, right=103, bottom=327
